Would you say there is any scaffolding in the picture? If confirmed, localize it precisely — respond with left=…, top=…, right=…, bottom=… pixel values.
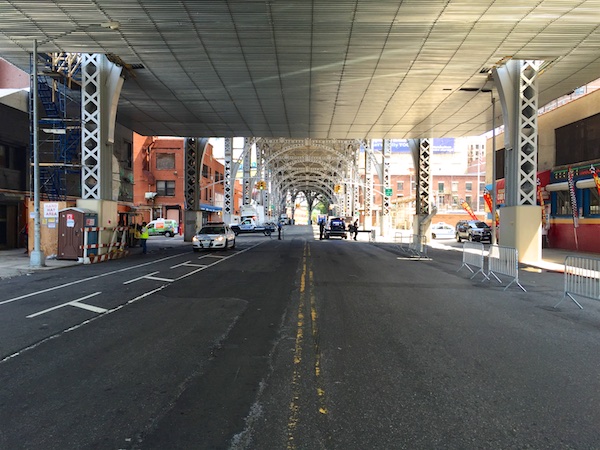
left=30, top=52, right=82, bottom=201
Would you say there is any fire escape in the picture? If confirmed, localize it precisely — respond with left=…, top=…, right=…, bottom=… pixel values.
left=30, top=52, right=82, bottom=200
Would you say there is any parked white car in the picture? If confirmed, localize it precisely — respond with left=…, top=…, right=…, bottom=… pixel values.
left=192, top=222, right=236, bottom=251
left=430, top=222, right=455, bottom=239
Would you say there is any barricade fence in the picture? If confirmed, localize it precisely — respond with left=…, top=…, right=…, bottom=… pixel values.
left=554, top=255, right=600, bottom=309
left=82, top=226, right=128, bottom=263
left=394, top=233, right=428, bottom=258
left=487, top=245, right=526, bottom=292
left=457, top=242, right=487, bottom=280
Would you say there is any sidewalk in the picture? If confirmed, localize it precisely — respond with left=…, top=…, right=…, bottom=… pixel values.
left=0, top=249, right=81, bottom=280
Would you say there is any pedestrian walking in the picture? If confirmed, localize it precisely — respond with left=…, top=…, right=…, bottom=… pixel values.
left=352, top=219, right=359, bottom=240
left=318, top=216, right=325, bottom=240
left=140, top=221, right=149, bottom=254
left=278, top=220, right=283, bottom=240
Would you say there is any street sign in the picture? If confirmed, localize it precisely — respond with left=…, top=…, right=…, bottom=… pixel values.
left=385, top=188, right=393, bottom=196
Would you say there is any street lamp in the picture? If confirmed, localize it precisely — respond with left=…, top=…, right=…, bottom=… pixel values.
left=30, top=39, right=45, bottom=268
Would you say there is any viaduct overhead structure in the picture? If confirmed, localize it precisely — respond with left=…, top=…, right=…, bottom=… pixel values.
left=3, top=1, right=600, bottom=262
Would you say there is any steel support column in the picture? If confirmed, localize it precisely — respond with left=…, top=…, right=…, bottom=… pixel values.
left=364, top=142, right=373, bottom=229
left=243, top=137, right=252, bottom=206
left=494, top=60, right=540, bottom=207
left=223, top=137, right=233, bottom=224
left=409, top=138, right=433, bottom=239
left=493, top=60, right=542, bottom=262
left=381, top=138, right=391, bottom=236
left=81, top=54, right=123, bottom=200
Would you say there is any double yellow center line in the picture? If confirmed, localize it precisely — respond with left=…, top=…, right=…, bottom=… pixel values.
left=287, top=242, right=329, bottom=449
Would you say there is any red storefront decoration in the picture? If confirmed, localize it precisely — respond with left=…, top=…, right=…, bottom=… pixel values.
left=537, top=178, right=546, bottom=228
left=461, top=200, right=478, bottom=220
left=567, top=166, right=579, bottom=249
left=591, top=164, right=600, bottom=196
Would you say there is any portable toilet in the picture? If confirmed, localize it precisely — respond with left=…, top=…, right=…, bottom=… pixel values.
left=57, top=208, right=98, bottom=260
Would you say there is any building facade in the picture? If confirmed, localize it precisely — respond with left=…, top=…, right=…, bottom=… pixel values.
left=132, top=135, right=243, bottom=231
left=487, top=83, right=600, bottom=253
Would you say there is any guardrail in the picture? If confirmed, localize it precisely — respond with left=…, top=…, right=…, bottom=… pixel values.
left=487, top=245, right=525, bottom=292
left=554, top=255, right=600, bottom=309
left=457, top=242, right=488, bottom=280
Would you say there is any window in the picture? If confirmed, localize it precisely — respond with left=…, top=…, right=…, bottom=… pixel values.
left=156, top=180, right=175, bottom=196
left=555, top=191, right=572, bottom=216
left=396, top=181, right=404, bottom=191
left=438, top=182, right=444, bottom=193
left=156, top=153, right=175, bottom=170
left=202, top=164, right=211, bottom=179
left=124, top=140, right=133, bottom=168
left=0, top=144, right=7, bottom=168
left=214, top=171, right=223, bottom=182
left=589, top=188, right=600, bottom=215
left=465, top=195, right=472, bottom=207
left=452, top=181, right=458, bottom=192
left=465, top=182, right=472, bottom=191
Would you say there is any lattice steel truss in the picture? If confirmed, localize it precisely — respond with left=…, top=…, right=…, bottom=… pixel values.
left=81, top=53, right=101, bottom=199
left=516, top=61, right=540, bottom=205
left=184, top=138, right=208, bottom=211
left=243, top=137, right=252, bottom=205
left=416, top=138, right=432, bottom=215
left=223, top=138, right=233, bottom=219
left=382, top=139, right=391, bottom=218
left=364, top=141, right=373, bottom=218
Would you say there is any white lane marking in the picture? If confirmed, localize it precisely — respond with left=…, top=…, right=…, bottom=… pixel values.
left=4, top=285, right=166, bottom=364
left=123, top=271, right=160, bottom=284
left=26, top=292, right=105, bottom=318
left=69, top=301, right=107, bottom=314
left=144, top=276, right=175, bottom=282
left=170, top=262, right=207, bottom=269
left=0, top=253, right=183, bottom=306
left=4, top=243, right=266, bottom=364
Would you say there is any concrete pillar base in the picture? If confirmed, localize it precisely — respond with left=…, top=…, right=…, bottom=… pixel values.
left=499, top=205, right=542, bottom=263
left=30, top=250, right=46, bottom=268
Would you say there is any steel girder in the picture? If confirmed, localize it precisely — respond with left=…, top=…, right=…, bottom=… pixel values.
left=494, top=60, right=540, bottom=206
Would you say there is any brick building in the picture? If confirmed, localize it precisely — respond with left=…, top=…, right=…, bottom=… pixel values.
left=132, top=135, right=242, bottom=232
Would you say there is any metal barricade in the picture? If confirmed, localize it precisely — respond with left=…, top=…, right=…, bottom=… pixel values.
left=458, top=242, right=488, bottom=280
left=554, top=255, right=600, bottom=309
left=394, top=233, right=427, bottom=258
left=409, top=234, right=428, bottom=258
left=487, top=244, right=525, bottom=292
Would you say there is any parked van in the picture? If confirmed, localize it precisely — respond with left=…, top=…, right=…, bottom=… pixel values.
left=146, top=219, right=178, bottom=237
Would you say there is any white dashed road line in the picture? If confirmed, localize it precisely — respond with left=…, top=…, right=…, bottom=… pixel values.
left=26, top=292, right=105, bottom=318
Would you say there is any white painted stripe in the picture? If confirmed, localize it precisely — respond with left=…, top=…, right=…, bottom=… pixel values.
left=5, top=286, right=166, bottom=364
left=123, top=271, right=160, bottom=285
left=0, top=253, right=182, bottom=306
left=144, top=276, right=175, bottom=282
left=26, top=292, right=102, bottom=318
left=69, top=301, right=108, bottom=314
left=170, top=261, right=192, bottom=268
left=172, top=262, right=207, bottom=268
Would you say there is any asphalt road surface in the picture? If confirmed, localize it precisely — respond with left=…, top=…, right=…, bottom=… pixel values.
left=1, top=226, right=600, bottom=449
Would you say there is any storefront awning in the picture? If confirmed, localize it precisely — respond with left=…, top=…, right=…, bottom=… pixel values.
left=200, top=203, right=222, bottom=212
